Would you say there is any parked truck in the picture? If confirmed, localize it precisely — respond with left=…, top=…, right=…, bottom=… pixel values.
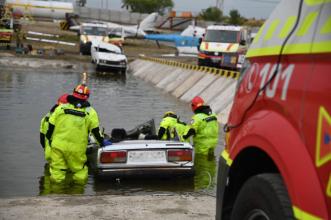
left=0, top=3, right=13, bottom=49
left=216, top=0, right=331, bottom=219
left=197, top=25, right=248, bottom=70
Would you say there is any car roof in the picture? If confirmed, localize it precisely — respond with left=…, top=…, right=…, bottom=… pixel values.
left=91, top=40, right=122, bottom=53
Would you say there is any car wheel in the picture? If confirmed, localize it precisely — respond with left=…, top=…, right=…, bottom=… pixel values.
left=231, top=174, right=294, bottom=220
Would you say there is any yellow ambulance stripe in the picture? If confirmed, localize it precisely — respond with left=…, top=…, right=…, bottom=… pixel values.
left=221, top=150, right=233, bottom=166
left=279, top=16, right=297, bottom=39
left=296, top=11, right=319, bottom=36
left=246, top=41, right=331, bottom=57
left=304, top=0, right=331, bottom=6
left=264, top=19, right=280, bottom=41
left=327, top=174, right=331, bottom=197
left=320, top=16, right=331, bottom=34
left=293, top=206, right=323, bottom=220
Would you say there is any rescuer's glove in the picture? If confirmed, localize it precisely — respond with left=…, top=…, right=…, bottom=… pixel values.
left=102, top=139, right=112, bottom=146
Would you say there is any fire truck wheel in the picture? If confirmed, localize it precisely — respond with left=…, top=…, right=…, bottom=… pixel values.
left=231, top=174, right=294, bottom=220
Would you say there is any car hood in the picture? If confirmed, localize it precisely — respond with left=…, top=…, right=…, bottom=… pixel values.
left=96, top=52, right=127, bottom=61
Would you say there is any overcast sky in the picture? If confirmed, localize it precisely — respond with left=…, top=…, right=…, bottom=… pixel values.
left=85, top=0, right=281, bottom=19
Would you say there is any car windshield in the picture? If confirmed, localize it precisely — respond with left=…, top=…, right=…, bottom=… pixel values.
left=82, top=26, right=108, bottom=36
left=109, top=28, right=123, bottom=38
left=204, top=30, right=239, bottom=43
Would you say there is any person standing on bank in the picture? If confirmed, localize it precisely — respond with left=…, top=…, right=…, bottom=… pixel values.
left=46, top=84, right=111, bottom=184
left=183, top=96, right=219, bottom=156
left=40, top=93, right=69, bottom=163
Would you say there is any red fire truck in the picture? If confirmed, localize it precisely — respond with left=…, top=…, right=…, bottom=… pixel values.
left=216, top=0, right=331, bottom=219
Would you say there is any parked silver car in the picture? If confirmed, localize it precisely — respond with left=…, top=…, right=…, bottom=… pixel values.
left=87, top=120, right=194, bottom=177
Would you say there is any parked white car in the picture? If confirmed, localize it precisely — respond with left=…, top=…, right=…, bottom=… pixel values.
left=91, top=40, right=127, bottom=73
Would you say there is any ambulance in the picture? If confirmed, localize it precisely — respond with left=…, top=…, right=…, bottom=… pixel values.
left=216, top=0, right=331, bottom=219
left=197, top=25, right=248, bottom=70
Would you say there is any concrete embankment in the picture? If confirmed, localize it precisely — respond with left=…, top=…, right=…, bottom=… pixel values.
left=130, top=57, right=239, bottom=124
left=0, top=194, right=215, bottom=220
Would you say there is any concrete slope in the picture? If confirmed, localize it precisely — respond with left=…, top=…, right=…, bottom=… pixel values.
left=180, top=73, right=218, bottom=103
left=172, top=71, right=205, bottom=98
left=129, top=58, right=239, bottom=124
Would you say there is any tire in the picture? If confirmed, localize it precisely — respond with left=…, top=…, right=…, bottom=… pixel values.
left=231, top=174, right=294, bottom=220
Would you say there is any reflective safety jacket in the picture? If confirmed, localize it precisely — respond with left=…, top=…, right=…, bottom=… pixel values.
left=159, top=116, right=189, bottom=142
left=48, top=103, right=100, bottom=149
left=40, top=113, right=50, bottom=139
left=191, top=111, right=219, bottom=154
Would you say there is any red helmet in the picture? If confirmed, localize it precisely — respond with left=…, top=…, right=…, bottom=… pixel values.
left=73, top=84, right=90, bottom=100
left=57, top=93, right=69, bottom=105
left=191, top=96, right=204, bottom=111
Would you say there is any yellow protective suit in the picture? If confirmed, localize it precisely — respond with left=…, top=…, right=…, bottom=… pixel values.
left=159, top=116, right=189, bottom=142
left=40, top=113, right=52, bottom=162
left=190, top=112, right=219, bottom=155
left=48, top=103, right=100, bottom=184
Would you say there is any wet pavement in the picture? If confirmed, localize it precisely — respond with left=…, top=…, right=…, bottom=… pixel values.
left=0, top=59, right=222, bottom=198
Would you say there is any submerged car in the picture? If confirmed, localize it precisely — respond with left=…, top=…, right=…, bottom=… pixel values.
left=91, top=40, right=127, bottom=73
left=87, top=120, right=194, bottom=177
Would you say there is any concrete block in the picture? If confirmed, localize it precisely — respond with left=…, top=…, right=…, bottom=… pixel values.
left=210, top=82, right=236, bottom=114
left=129, top=60, right=145, bottom=73
left=172, top=71, right=205, bottom=98
left=141, top=63, right=163, bottom=80
left=128, top=59, right=141, bottom=70
left=144, top=63, right=165, bottom=82
left=164, top=70, right=193, bottom=93
left=132, top=61, right=155, bottom=77
left=150, top=65, right=176, bottom=85
left=200, top=77, right=236, bottom=104
left=156, top=68, right=183, bottom=89
left=180, top=73, right=218, bottom=103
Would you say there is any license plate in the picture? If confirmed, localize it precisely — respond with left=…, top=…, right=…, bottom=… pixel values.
left=223, top=55, right=230, bottom=64
left=128, top=151, right=166, bottom=163
left=211, top=57, right=221, bottom=63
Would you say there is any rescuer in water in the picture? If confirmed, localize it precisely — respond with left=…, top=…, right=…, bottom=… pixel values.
left=46, top=84, right=112, bottom=184
left=40, top=93, right=69, bottom=163
left=183, top=96, right=219, bottom=156
left=183, top=96, right=219, bottom=190
left=158, top=111, right=189, bottom=142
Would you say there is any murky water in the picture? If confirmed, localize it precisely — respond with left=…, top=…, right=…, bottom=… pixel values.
left=0, top=61, right=221, bottom=198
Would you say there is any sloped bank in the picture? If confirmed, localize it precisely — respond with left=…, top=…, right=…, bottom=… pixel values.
left=129, top=57, right=239, bottom=124
left=0, top=194, right=215, bottom=220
